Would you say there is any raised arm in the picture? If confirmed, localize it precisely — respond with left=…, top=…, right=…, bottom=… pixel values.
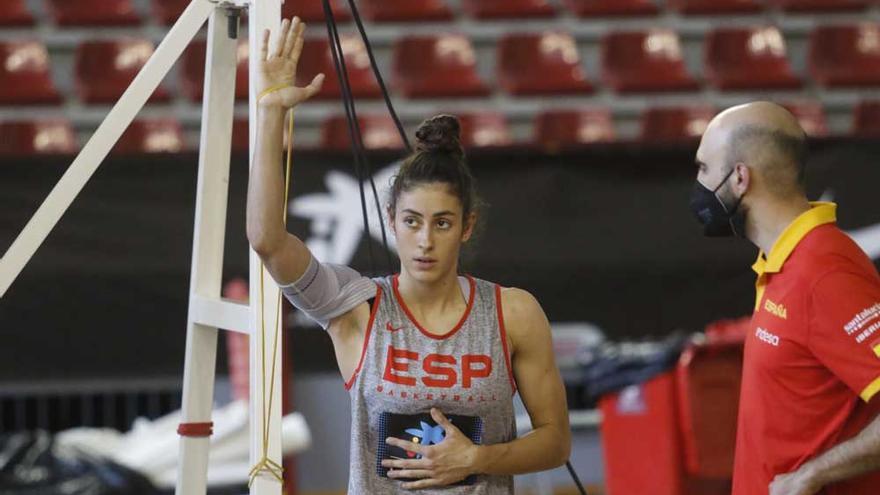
left=246, top=16, right=324, bottom=284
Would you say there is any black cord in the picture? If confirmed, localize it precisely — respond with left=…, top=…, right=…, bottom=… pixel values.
left=321, top=0, right=375, bottom=276
left=321, top=0, right=394, bottom=276
left=343, top=0, right=411, bottom=153
left=332, top=12, right=396, bottom=274
left=566, top=460, right=588, bottom=495
left=565, top=461, right=587, bottom=495
left=342, top=0, right=408, bottom=276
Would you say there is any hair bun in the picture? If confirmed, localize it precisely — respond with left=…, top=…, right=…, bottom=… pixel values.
left=414, top=114, right=463, bottom=157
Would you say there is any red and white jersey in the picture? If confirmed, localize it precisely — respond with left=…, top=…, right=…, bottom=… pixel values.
left=346, top=274, right=518, bottom=494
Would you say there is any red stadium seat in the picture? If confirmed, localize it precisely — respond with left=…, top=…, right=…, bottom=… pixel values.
left=564, top=0, right=658, bottom=17
left=782, top=102, right=828, bottom=137
left=282, top=0, right=351, bottom=23
left=114, top=119, right=185, bottom=154
left=705, top=27, right=800, bottom=90
left=809, top=24, right=880, bottom=88
left=359, top=0, right=453, bottom=22
left=668, top=0, right=762, bottom=14
left=151, top=0, right=189, bottom=25
left=296, top=37, right=381, bottom=100
left=0, top=41, right=61, bottom=105
left=454, top=112, right=513, bottom=149
left=641, top=106, right=715, bottom=142
left=1, top=0, right=35, bottom=26
left=75, top=39, right=170, bottom=104
left=180, top=39, right=249, bottom=102
left=497, top=32, right=593, bottom=96
left=602, top=30, right=699, bottom=93
left=156, top=0, right=350, bottom=26
left=534, top=109, right=615, bottom=150
left=462, top=0, right=555, bottom=19
left=393, top=34, right=489, bottom=98
left=320, top=114, right=404, bottom=151
left=47, top=0, right=141, bottom=26
left=770, top=0, right=871, bottom=12
left=853, top=101, right=880, bottom=136
left=0, top=120, right=77, bottom=155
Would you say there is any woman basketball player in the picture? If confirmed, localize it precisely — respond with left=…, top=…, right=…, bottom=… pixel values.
left=247, top=17, right=571, bottom=493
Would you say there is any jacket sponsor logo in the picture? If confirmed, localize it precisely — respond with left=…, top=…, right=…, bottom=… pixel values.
left=755, top=327, right=780, bottom=347
left=844, top=302, right=880, bottom=338
left=764, top=299, right=787, bottom=319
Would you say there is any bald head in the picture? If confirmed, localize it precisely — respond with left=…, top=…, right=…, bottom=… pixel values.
left=698, top=101, right=808, bottom=197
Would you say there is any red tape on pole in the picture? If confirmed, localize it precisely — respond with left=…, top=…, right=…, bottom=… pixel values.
left=177, top=421, right=214, bottom=437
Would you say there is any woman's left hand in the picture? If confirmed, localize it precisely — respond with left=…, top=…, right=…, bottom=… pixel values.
left=381, top=407, right=481, bottom=489
left=257, top=17, right=323, bottom=109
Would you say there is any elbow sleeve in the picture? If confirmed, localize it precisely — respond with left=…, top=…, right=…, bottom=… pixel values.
left=279, top=256, right=376, bottom=329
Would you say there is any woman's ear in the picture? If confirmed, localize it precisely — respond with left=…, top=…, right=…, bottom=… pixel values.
left=461, top=212, right=477, bottom=243
left=386, top=206, right=396, bottom=236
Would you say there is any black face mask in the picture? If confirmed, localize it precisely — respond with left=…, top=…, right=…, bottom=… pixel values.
left=689, top=167, right=747, bottom=237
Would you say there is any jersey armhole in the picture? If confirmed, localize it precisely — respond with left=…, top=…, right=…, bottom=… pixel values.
left=495, top=284, right=518, bottom=396
left=344, top=284, right=383, bottom=391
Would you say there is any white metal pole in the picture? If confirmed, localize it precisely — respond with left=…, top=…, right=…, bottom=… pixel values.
left=248, top=1, right=284, bottom=494
left=0, top=0, right=214, bottom=298
left=176, top=3, right=240, bottom=494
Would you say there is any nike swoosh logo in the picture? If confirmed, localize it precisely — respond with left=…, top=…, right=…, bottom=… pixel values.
left=386, top=322, right=404, bottom=332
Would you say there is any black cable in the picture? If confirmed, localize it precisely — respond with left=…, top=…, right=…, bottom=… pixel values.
left=343, top=0, right=411, bottom=153
left=340, top=0, right=408, bottom=275
left=322, top=0, right=394, bottom=276
left=566, top=460, right=588, bottom=495
left=321, top=0, right=375, bottom=276
left=325, top=11, right=395, bottom=275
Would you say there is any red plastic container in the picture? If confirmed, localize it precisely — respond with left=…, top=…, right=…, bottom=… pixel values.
left=600, top=321, right=746, bottom=495
left=600, top=372, right=684, bottom=495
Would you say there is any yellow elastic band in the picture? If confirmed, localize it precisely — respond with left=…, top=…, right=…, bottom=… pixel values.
left=258, top=84, right=290, bottom=101
left=249, top=110, right=295, bottom=488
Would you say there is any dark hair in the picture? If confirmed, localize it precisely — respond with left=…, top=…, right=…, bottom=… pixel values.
left=388, top=115, right=480, bottom=226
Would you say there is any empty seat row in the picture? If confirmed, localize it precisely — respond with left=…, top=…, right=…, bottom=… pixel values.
left=320, top=102, right=841, bottom=150
left=3, top=102, right=877, bottom=155
left=4, top=0, right=877, bottom=26
left=0, top=23, right=880, bottom=105
left=0, top=119, right=184, bottom=155
left=667, top=0, right=876, bottom=14
left=3, top=25, right=879, bottom=105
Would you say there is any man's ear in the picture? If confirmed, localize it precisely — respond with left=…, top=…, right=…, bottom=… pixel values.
left=733, top=162, right=751, bottom=196
left=461, top=212, right=477, bottom=243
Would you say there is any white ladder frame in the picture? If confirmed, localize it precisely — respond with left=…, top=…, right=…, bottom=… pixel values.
left=0, top=1, right=285, bottom=494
